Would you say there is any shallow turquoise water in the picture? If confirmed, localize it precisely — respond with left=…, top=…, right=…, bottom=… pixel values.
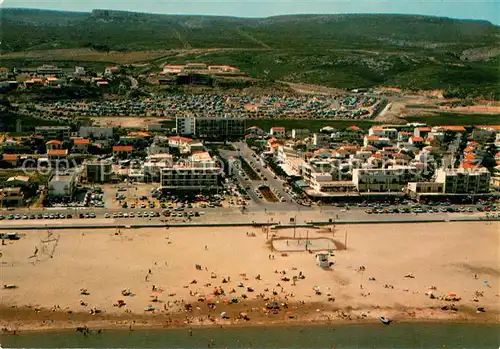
left=2, top=323, right=499, bottom=348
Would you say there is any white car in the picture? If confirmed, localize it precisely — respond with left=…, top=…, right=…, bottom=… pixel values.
left=105, top=213, right=111, bottom=218
left=123, top=213, right=129, bottom=218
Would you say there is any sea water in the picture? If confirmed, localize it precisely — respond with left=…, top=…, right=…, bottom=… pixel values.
left=2, top=323, right=500, bottom=348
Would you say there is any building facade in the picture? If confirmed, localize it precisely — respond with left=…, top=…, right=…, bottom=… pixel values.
left=160, top=166, right=220, bottom=191
left=48, top=172, right=78, bottom=199
left=291, top=129, right=310, bottom=139
left=35, top=126, right=71, bottom=140
left=79, top=126, right=113, bottom=139
left=435, top=167, right=491, bottom=194
left=0, top=187, right=24, bottom=207
left=176, top=116, right=245, bottom=139
left=85, top=161, right=112, bottom=183
left=352, top=166, right=420, bottom=192
left=270, top=127, right=286, bottom=138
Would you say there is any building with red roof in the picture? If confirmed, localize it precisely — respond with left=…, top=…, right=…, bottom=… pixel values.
left=73, top=138, right=90, bottom=153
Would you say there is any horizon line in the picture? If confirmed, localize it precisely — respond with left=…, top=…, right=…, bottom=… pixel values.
left=1, top=7, right=496, bottom=25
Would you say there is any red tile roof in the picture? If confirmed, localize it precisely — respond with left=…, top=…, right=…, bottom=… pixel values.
left=461, top=162, right=483, bottom=169
left=168, top=136, right=192, bottom=143
left=410, top=136, right=424, bottom=142
left=475, top=125, right=500, bottom=131
left=74, top=138, right=89, bottom=145
left=392, top=153, right=406, bottom=158
left=438, top=125, right=466, bottom=132
left=3, top=154, right=19, bottom=161
left=113, top=145, right=133, bottom=152
left=46, top=140, right=62, bottom=145
left=47, top=149, right=68, bottom=156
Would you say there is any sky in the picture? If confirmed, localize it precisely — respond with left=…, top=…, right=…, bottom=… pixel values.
left=3, top=0, right=500, bottom=24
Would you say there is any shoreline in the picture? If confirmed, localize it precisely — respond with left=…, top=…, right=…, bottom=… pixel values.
left=2, top=303, right=499, bottom=334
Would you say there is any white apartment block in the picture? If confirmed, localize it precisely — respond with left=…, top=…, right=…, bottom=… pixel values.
left=352, top=166, right=420, bottom=192
left=160, top=166, right=220, bottom=191
left=291, top=128, right=310, bottom=139
left=35, top=126, right=71, bottom=140
left=435, top=167, right=491, bottom=194
left=175, top=116, right=196, bottom=135
left=369, top=127, right=398, bottom=140
left=79, top=126, right=113, bottom=139
left=176, top=116, right=245, bottom=138
left=48, top=171, right=78, bottom=198
left=270, top=127, right=286, bottom=138
left=312, top=133, right=330, bottom=147
left=364, top=136, right=392, bottom=148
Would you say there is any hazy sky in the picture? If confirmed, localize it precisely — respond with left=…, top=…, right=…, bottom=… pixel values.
left=3, top=0, right=500, bottom=24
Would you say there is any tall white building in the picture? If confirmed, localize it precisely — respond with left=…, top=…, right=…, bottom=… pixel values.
left=435, top=167, right=490, bottom=194
left=160, top=151, right=220, bottom=191
left=176, top=117, right=196, bottom=135
left=79, top=126, right=113, bottom=139
left=48, top=171, right=78, bottom=199
left=35, top=126, right=71, bottom=140
left=176, top=116, right=245, bottom=139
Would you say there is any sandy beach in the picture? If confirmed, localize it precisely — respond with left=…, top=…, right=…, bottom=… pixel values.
left=1, top=221, right=499, bottom=332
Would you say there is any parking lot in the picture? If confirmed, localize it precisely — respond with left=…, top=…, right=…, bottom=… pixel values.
left=218, top=142, right=296, bottom=208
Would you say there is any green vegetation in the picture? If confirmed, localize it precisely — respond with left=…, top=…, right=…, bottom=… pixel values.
left=238, top=156, right=260, bottom=180
left=1, top=9, right=499, bottom=99
left=405, top=112, right=500, bottom=126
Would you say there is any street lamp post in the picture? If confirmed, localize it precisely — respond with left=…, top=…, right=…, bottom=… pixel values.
left=293, top=213, right=297, bottom=238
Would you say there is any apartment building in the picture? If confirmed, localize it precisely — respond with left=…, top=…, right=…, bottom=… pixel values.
left=363, top=135, right=392, bottom=148
left=73, top=138, right=90, bottom=153
left=472, top=125, right=500, bottom=143
left=435, top=167, right=491, bottom=194
left=352, top=166, right=420, bottom=192
left=79, top=126, right=113, bottom=139
left=407, top=182, right=444, bottom=195
left=143, top=154, right=173, bottom=182
left=291, top=129, right=310, bottom=139
left=0, top=187, right=24, bottom=207
left=312, top=133, right=330, bottom=147
left=160, top=166, right=220, bottom=191
left=48, top=171, right=78, bottom=199
left=36, top=64, right=63, bottom=76
left=35, top=126, right=71, bottom=140
left=369, top=126, right=398, bottom=140
left=198, top=117, right=245, bottom=139
left=269, top=127, right=286, bottom=138
left=85, top=160, right=112, bottom=183
left=176, top=117, right=196, bottom=135
left=0, top=67, right=9, bottom=80
left=176, top=116, right=245, bottom=139
left=112, top=145, right=133, bottom=158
